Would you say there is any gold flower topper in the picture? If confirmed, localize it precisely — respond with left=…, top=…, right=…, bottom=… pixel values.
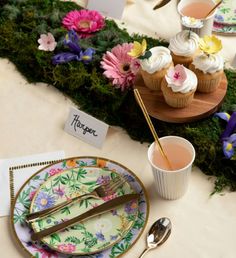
left=199, top=35, right=222, bottom=55
left=128, top=39, right=151, bottom=59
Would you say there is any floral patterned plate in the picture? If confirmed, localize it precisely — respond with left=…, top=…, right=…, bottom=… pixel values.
left=213, top=22, right=236, bottom=34
left=30, top=167, right=139, bottom=255
left=11, top=157, right=149, bottom=258
left=214, top=0, right=236, bottom=25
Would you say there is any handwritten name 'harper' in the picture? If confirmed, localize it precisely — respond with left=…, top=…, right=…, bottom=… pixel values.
left=71, top=115, right=98, bottom=136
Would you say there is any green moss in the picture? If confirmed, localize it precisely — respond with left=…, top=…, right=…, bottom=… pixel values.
left=1, top=0, right=236, bottom=193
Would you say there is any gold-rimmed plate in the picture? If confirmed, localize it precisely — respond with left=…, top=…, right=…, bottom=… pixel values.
left=30, top=166, right=139, bottom=255
left=10, top=157, right=149, bottom=258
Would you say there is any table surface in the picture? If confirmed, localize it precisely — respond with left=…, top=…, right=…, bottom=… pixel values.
left=1, top=1, right=236, bottom=257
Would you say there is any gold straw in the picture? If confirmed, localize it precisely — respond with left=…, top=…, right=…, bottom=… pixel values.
left=204, top=0, right=222, bottom=18
left=133, top=89, right=173, bottom=170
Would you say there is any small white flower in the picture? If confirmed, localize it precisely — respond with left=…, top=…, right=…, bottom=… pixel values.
left=38, top=32, right=57, bottom=51
left=94, top=218, right=113, bottom=233
left=181, top=16, right=204, bottom=29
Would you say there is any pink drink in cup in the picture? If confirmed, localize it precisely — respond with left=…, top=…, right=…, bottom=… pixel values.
left=178, top=0, right=217, bottom=36
left=152, top=141, right=193, bottom=171
left=148, top=136, right=195, bottom=200
left=181, top=2, right=214, bottom=19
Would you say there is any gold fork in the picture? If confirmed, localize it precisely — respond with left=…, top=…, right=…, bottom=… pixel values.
left=26, top=176, right=126, bottom=223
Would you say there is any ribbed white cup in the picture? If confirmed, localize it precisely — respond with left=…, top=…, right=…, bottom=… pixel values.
left=177, top=0, right=217, bottom=37
left=148, top=136, right=195, bottom=200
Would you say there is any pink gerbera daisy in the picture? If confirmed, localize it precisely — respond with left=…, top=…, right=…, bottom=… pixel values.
left=62, top=10, right=105, bottom=38
left=101, top=43, right=140, bottom=91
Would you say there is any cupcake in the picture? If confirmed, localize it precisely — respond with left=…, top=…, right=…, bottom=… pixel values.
left=189, top=35, right=224, bottom=93
left=168, top=30, right=199, bottom=67
left=161, top=64, right=197, bottom=108
left=189, top=54, right=224, bottom=93
left=140, top=46, right=173, bottom=91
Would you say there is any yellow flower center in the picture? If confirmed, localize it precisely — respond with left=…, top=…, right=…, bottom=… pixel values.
left=40, top=198, right=48, bottom=206
left=226, top=143, right=233, bottom=151
left=82, top=55, right=90, bottom=60
left=190, top=17, right=196, bottom=24
left=79, top=20, right=91, bottom=29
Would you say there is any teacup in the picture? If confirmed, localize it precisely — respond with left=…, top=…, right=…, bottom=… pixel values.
left=147, top=136, right=195, bottom=200
left=178, top=0, right=217, bottom=37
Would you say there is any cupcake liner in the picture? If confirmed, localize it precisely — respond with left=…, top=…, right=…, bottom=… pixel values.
left=161, top=79, right=195, bottom=108
left=171, top=52, right=194, bottom=68
left=141, top=62, right=173, bottom=91
left=189, top=64, right=223, bottom=93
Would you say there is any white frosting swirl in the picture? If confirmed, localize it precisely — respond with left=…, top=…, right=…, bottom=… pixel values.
left=192, top=53, right=224, bottom=74
left=165, top=67, right=197, bottom=94
left=168, top=30, right=199, bottom=57
left=140, top=46, right=172, bottom=74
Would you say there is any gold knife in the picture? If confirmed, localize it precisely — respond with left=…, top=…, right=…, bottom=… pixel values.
left=26, top=194, right=90, bottom=223
left=153, top=0, right=172, bottom=10
left=31, top=193, right=140, bottom=241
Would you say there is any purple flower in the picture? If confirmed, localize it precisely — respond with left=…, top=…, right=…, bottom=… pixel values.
left=52, top=52, right=79, bottom=65
left=222, top=134, right=236, bottom=159
left=110, top=235, right=118, bottom=241
left=221, top=112, right=236, bottom=139
left=52, top=30, right=95, bottom=65
left=79, top=48, right=95, bottom=64
left=125, top=200, right=138, bottom=214
left=34, top=192, right=55, bottom=210
left=215, top=14, right=224, bottom=22
left=64, top=30, right=81, bottom=53
left=95, top=231, right=105, bottom=241
left=96, top=175, right=111, bottom=185
left=54, top=186, right=65, bottom=197
left=215, top=112, right=230, bottom=122
left=215, top=111, right=236, bottom=159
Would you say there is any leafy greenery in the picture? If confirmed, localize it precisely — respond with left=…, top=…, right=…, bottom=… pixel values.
left=1, top=0, right=236, bottom=193
left=110, top=242, right=130, bottom=257
left=65, top=236, right=81, bottom=245
left=50, top=233, right=61, bottom=245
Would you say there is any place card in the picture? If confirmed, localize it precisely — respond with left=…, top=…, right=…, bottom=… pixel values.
left=64, top=107, right=109, bottom=148
left=87, top=0, right=126, bottom=19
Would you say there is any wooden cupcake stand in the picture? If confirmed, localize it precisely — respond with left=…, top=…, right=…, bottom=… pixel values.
left=134, top=73, right=228, bottom=123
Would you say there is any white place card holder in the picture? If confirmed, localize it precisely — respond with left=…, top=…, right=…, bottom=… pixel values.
left=64, top=107, right=109, bottom=148
left=87, top=0, right=126, bottom=20
left=232, top=54, right=236, bottom=68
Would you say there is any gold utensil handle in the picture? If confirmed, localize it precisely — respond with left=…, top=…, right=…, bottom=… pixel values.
left=133, top=89, right=173, bottom=170
left=204, top=0, right=222, bottom=18
left=153, top=0, right=171, bottom=10
left=31, top=193, right=140, bottom=241
left=26, top=194, right=93, bottom=223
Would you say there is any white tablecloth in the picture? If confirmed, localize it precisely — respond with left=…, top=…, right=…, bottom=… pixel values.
left=0, top=1, right=236, bottom=257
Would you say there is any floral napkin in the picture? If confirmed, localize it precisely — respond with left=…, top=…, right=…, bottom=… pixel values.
left=0, top=151, right=65, bottom=217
